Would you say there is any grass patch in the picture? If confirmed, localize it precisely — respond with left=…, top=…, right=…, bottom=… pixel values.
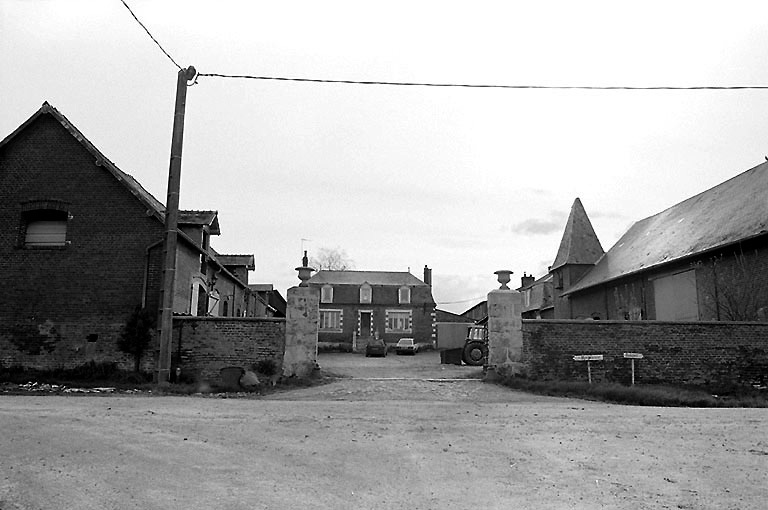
left=499, top=377, right=768, bottom=408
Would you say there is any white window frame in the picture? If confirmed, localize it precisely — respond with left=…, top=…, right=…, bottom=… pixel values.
left=319, top=309, right=343, bottom=331
left=386, top=309, right=412, bottom=333
left=398, top=286, right=411, bottom=304
left=321, top=285, right=334, bottom=304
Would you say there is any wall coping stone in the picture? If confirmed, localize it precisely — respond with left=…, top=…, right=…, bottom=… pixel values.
left=522, top=319, right=768, bottom=327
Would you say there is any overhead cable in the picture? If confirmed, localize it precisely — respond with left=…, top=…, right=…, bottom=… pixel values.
left=197, top=72, right=768, bottom=90
left=119, top=0, right=181, bottom=70
left=120, top=1, right=768, bottom=91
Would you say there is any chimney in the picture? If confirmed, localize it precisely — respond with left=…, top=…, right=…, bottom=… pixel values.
left=521, top=272, right=535, bottom=288
left=423, top=265, right=432, bottom=286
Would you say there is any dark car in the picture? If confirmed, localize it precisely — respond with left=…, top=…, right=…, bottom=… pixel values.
left=365, top=338, right=388, bottom=357
left=395, top=337, right=418, bottom=355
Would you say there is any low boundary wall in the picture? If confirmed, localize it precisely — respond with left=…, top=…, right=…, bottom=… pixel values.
left=521, top=320, right=768, bottom=387
left=172, top=317, right=285, bottom=382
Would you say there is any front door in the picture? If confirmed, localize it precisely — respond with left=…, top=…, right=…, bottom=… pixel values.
left=359, top=311, right=372, bottom=338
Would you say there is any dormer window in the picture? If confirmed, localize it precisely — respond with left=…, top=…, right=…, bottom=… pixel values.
left=321, top=285, right=334, bottom=303
left=398, top=286, right=411, bottom=304
left=359, top=283, right=372, bottom=304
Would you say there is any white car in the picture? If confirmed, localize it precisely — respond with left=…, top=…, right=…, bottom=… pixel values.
left=395, top=338, right=418, bottom=355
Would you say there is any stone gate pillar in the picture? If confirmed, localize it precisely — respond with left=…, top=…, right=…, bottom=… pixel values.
left=283, top=285, right=319, bottom=378
left=486, top=270, right=524, bottom=380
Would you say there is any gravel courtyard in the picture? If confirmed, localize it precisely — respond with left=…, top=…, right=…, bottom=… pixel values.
left=1, top=351, right=766, bottom=509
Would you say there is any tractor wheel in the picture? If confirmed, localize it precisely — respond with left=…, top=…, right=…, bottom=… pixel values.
left=462, top=341, right=487, bottom=366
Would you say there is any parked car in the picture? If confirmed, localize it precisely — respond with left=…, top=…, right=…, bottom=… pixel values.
left=395, top=337, right=418, bottom=355
left=365, top=338, right=388, bottom=357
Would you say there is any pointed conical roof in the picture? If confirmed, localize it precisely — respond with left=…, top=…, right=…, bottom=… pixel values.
left=551, top=198, right=604, bottom=271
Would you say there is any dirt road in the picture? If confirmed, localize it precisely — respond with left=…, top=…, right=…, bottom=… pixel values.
left=1, top=352, right=766, bottom=509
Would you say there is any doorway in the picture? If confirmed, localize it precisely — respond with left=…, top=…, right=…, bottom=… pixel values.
left=359, top=311, right=372, bottom=338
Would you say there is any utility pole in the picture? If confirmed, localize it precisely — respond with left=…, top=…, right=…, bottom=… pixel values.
left=156, top=65, right=196, bottom=383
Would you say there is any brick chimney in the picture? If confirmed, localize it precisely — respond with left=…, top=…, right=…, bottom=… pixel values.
left=520, top=272, right=535, bottom=288
left=423, top=265, right=432, bottom=286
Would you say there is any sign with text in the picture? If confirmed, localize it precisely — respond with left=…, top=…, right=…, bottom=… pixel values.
left=623, top=353, right=644, bottom=359
left=573, top=354, right=603, bottom=361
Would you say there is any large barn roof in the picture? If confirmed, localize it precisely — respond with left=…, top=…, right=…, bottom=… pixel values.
left=564, top=161, right=768, bottom=295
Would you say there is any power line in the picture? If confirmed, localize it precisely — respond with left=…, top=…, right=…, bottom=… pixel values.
left=119, top=0, right=181, bottom=70
left=436, top=296, right=487, bottom=305
left=197, top=72, right=768, bottom=91
left=119, top=0, right=768, bottom=91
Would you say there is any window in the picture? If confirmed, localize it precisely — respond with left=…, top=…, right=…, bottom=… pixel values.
left=321, top=285, right=334, bottom=303
left=320, top=309, right=343, bottom=331
left=359, top=284, right=372, bottom=304
left=191, top=281, right=207, bottom=316
left=398, top=286, right=411, bottom=304
left=22, top=209, right=68, bottom=247
left=653, top=270, right=699, bottom=321
left=386, top=310, right=412, bottom=332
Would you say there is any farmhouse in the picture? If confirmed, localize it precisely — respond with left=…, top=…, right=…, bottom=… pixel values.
left=308, top=267, right=436, bottom=345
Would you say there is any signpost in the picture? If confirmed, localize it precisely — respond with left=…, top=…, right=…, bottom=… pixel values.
left=623, top=353, right=644, bottom=385
left=573, top=354, right=603, bottom=383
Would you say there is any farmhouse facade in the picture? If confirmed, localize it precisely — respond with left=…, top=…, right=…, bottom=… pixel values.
left=308, top=267, right=436, bottom=345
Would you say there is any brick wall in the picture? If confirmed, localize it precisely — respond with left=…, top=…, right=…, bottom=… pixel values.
left=0, top=318, right=150, bottom=371
left=0, top=113, right=166, bottom=371
left=172, top=317, right=285, bottom=381
left=522, top=320, right=768, bottom=387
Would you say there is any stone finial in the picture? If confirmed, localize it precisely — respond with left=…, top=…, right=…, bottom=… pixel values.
left=494, top=269, right=514, bottom=290
left=295, top=250, right=315, bottom=287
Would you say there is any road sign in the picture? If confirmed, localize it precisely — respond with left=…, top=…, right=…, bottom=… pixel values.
left=623, top=353, right=644, bottom=359
left=573, top=354, right=603, bottom=361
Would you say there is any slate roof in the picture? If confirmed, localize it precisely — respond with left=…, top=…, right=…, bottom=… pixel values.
left=217, top=254, right=255, bottom=270
left=564, top=161, right=768, bottom=295
left=308, top=270, right=429, bottom=286
left=551, top=198, right=604, bottom=271
left=179, top=210, right=221, bottom=235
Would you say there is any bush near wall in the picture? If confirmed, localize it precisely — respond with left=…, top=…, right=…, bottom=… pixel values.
left=172, top=317, right=285, bottom=382
left=522, top=320, right=768, bottom=387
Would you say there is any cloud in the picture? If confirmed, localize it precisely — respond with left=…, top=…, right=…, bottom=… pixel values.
left=507, top=218, right=562, bottom=236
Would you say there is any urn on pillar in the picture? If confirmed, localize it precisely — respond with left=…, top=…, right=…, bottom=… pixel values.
left=494, top=269, right=514, bottom=290
left=295, top=250, right=315, bottom=287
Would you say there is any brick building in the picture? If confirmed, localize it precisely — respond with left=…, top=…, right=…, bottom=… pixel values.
left=308, top=267, right=436, bottom=345
left=549, top=162, right=768, bottom=321
left=0, top=102, right=256, bottom=370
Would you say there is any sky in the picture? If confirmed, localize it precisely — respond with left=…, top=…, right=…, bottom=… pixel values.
left=3, top=1, right=768, bottom=313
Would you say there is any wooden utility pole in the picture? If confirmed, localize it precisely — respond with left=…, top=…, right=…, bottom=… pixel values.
left=156, top=65, right=196, bottom=383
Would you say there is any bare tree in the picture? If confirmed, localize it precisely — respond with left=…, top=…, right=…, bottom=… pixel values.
left=310, top=247, right=355, bottom=271
left=695, top=249, right=768, bottom=321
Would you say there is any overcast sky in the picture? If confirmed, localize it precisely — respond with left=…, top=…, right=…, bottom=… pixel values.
left=3, top=1, right=768, bottom=312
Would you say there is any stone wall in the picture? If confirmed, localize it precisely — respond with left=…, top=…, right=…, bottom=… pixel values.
left=172, top=317, right=285, bottom=382
left=522, top=319, right=768, bottom=387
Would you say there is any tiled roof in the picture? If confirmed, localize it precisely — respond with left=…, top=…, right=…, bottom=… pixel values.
left=551, top=198, right=604, bottom=270
left=308, top=270, right=429, bottom=286
left=564, top=161, right=768, bottom=295
left=218, top=254, right=255, bottom=270
left=179, top=210, right=220, bottom=235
